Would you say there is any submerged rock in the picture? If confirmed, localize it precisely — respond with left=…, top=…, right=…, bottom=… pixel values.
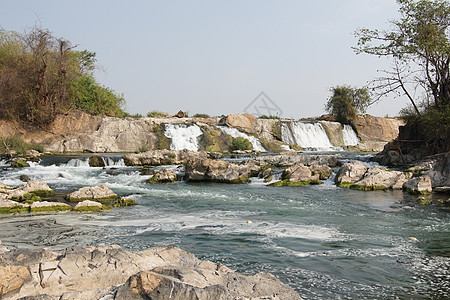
left=0, top=244, right=301, bottom=300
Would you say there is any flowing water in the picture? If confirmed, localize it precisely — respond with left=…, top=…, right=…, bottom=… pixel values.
left=0, top=154, right=449, bottom=299
left=164, top=123, right=203, bottom=151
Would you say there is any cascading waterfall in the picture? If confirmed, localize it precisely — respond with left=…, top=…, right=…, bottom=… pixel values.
left=218, top=126, right=266, bottom=152
left=164, top=123, right=203, bottom=151
left=281, top=122, right=334, bottom=150
left=342, top=124, right=359, bottom=146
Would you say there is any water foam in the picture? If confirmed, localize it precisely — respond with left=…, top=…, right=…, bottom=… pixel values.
left=164, top=124, right=203, bottom=151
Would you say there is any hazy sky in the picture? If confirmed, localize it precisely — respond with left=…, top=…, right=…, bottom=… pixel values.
left=1, top=0, right=409, bottom=118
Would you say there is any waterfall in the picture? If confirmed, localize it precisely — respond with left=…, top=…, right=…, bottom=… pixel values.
left=65, top=158, right=90, bottom=167
left=342, top=125, right=359, bottom=146
left=103, top=157, right=125, bottom=167
left=281, top=121, right=333, bottom=150
left=164, top=124, right=203, bottom=151
left=218, top=126, right=266, bottom=152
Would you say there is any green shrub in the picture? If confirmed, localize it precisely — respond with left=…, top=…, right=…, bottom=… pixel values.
left=0, top=135, right=43, bottom=155
left=147, top=111, right=168, bottom=118
left=230, top=137, right=252, bottom=151
left=193, top=113, right=210, bottom=118
left=259, top=115, right=280, bottom=119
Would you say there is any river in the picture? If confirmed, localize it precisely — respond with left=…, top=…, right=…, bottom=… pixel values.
left=0, top=153, right=448, bottom=299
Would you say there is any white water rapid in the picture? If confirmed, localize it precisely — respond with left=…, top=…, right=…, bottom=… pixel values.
left=281, top=122, right=334, bottom=150
left=218, top=126, right=266, bottom=152
left=164, top=124, right=203, bottom=151
left=342, top=125, right=359, bottom=146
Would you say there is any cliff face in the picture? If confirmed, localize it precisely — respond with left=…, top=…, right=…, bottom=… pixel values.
left=0, top=111, right=404, bottom=153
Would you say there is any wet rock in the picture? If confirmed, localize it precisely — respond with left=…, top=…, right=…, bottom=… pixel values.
left=74, top=200, right=104, bottom=212
left=351, top=166, right=412, bottom=191
left=148, top=168, right=177, bottom=183
left=335, top=161, right=368, bottom=187
left=65, top=184, right=118, bottom=204
left=88, top=156, right=105, bottom=167
left=124, top=150, right=208, bottom=166
left=0, top=245, right=300, bottom=300
left=185, top=157, right=260, bottom=184
left=271, top=163, right=321, bottom=186
left=19, top=175, right=31, bottom=182
left=256, top=154, right=339, bottom=168
left=30, top=201, right=71, bottom=213
left=403, top=175, right=433, bottom=195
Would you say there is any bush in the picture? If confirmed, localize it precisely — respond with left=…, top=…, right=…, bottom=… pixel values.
left=193, top=113, right=210, bottom=118
left=147, top=111, right=168, bottom=118
left=0, top=135, right=43, bottom=155
left=259, top=115, right=280, bottom=119
left=230, top=137, right=252, bottom=151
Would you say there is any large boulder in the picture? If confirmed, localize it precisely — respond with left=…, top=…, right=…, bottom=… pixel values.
left=403, top=175, right=433, bottom=195
left=65, top=184, right=119, bottom=204
left=351, top=166, right=412, bottom=191
left=148, top=168, right=178, bottom=183
left=0, top=245, right=301, bottom=300
left=335, top=161, right=368, bottom=187
left=185, top=158, right=260, bottom=183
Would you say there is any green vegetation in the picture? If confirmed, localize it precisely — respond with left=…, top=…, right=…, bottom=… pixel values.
left=147, top=111, right=168, bottom=118
left=0, top=26, right=126, bottom=127
left=259, top=115, right=281, bottom=119
left=193, top=113, right=210, bottom=118
left=325, top=85, right=371, bottom=127
left=0, top=136, right=43, bottom=155
left=230, top=137, right=252, bottom=151
left=354, top=0, right=450, bottom=152
left=271, top=179, right=321, bottom=187
left=10, top=159, right=30, bottom=168
left=152, top=123, right=171, bottom=150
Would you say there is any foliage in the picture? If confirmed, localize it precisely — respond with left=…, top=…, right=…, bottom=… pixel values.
left=259, top=115, right=281, bottom=119
left=147, top=111, right=168, bottom=118
left=193, top=113, right=210, bottom=118
left=0, top=135, right=44, bottom=155
left=0, top=26, right=126, bottom=126
left=415, top=104, right=450, bottom=152
left=230, top=137, right=252, bottom=151
left=325, top=85, right=371, bottom=125
left=354, top=0, right=450, bottom=115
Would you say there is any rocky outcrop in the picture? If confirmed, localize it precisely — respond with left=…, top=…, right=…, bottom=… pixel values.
left=65, top=184, right=119, bottom=204
left=124, top=150, right=208, bottom=166
left=335, top=161, right=368, bottom=187
left=0, top=180, right=54, bottom=202
left=272, top=163, right=324, bottom=186
left=256, top=153, right=339, bottom=167
left=355, top=114, right=405, bottom=152
left=74, top=200, right=106, bottom=212
left=407, top=152, right=450, bottom=188
left=403, top=176, right=433, bottom=195
left=0, top=244, right=301, bottom=300
left=346, top=166, right=412, bottom=191
left=29, top=201, right=71, bottom=213
left=148, top=168, right=178, bottom=183
left=185, top=158, right=260, bottom=183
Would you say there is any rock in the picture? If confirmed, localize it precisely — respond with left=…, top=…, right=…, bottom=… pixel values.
left=272, top=163, right=321, bottom=186
left=256, top=154, right=339, bottom=168
left=124, top=150, right=208, bottom=166
left=351, top=166, right=412, bottom=191
left=185, top=157, right=260, bottom=183
left=148, top=168, right=178, bottom=183
left=221, top=114, right=257, bottom=134
left=335, top=161, right=368, bottom=187
left=22, top=180, right=54, bottom=197
left=173, top=110, right=188, bottom=118
left=30, top=201, right=71, bottom=213
left=408, top=152, right=450, bottom=188
left=66, top=184, right=119, bottom=204
left=25, top=149, right=40, bottom=162
left=88, top=156, right=105, bottom=167
left=10, top=159, right=29, bottom=168
left=434, top=186, right=450, bottom=194
left=403, top=175, right=433, bottom=195
left=0, top=245, right=301, bottom=300
left=74, top=200, right=104, bottom=212
left=19, top=175, right=31, bottom=182
left=208, top=152, right=225, bottom=159
left=310, top=164, right=332, bottom=180
left=0, top=198, right=29, bottom=214
left=0, top=265, right=30, bottom=295
left=261, top=168, right=273, bottom=178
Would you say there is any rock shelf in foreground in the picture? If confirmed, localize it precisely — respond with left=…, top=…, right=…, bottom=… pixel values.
left=0, top=244, right=301, bottom=300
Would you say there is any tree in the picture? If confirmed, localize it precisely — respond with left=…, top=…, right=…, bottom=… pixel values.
left=354, top=0, right=450, bottom=115
left=325, top=85, right=371, bottom=126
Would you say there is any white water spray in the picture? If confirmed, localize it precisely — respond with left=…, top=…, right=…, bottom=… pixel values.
left=164, top=124, right=203, bottom=151
left=218, top=126, right=266, bottom=152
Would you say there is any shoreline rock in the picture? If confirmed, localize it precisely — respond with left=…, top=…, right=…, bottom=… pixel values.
left=0, top=244, right=301, bottom=300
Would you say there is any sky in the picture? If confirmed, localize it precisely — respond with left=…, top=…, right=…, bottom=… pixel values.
left=0, top=0, right=410, bottom=118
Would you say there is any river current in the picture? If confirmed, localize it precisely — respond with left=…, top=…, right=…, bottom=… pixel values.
left=0, top=153, right=448, bottom=299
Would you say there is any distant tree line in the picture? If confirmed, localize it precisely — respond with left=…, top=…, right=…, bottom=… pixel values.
left=0, top=26, right=126, bottom=127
